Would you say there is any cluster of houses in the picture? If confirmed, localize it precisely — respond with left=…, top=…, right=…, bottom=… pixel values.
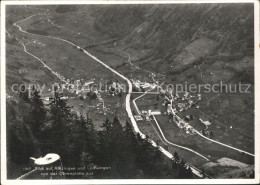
left=52, top=78, right=123, bottom=101
left=50, top=71, right=67, bottom=83
left=132, top=79, right=157, bottom=92
left=134, top=109, right=162, bottom=122
left=142, top=109, right=162, bottom=122
left=161, top=90, right=201, bottom=115
left=61, top=78, right=95, bottom=96
left=41, top=78, right=101, bottom=103
left=132, top=81, right=215, bottom=137
left=109, top=82, right=125, bottom=96
left=159, top=89, right=212, bottom=135
left=50, top=76, right=126, bottom=112
left=173, top=115, right=196, bottom=134
left=48, top=79, right=128, bottom=116
left=58, top=79, right=125, bottom=98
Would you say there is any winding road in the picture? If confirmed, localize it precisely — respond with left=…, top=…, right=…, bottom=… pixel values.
left=151, top=115, right=210, bottom=161
left=12, top=10, right=203, bottom=176
left=11, top=8, right=253, bottom=179
left=132, top=89, right=210, bottom=177
left=19, top=41, right=66, bottom=83
left=13, top=10, right=149, bottom=138
left=132, top=90, right=151, bottom=115
left=194, top=130, right=254, bottom=157
left=132, top=87, right=211, bottom=162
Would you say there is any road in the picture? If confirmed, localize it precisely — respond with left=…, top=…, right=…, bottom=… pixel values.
left=168, top=95, right=255, bottom=157
left=117, top=49, right=140, bottom=70
left=132, top=89, right=153, bottom=115
left=200, top=93, right=220, bottom=105
left=133, top=84, right=254, bottom=164
left=132, top=91, right=160, bottom=94
left=152, top=115, right=210, bottom=161
left=47, top=17, right=63, bottom=29
left=132, top=89, right=209, bottom=160
left=194, top=130, right=254, bottom=157
left=133, top=89, right=210, bottom=178
left=6, top=30, right=12, bottom=38
left=12, top=11, right=208, bottom=179
left=195, top=109, right=255, bottom=157
left=11, top=7, right=255, bottom=179
left=13, top=11, right=150, bottom=139
left=13, top=11, right=209, bottom=178
left=19, top=41, right=66, bottom=83
left=116, top=48, right=158, bottom=77
left=151, top=115, right=209, bottom=177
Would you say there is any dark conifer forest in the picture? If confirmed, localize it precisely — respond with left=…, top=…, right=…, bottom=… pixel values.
left=7, top=90, right=193, bottom=179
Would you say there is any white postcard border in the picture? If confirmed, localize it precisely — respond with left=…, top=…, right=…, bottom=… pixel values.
left=1, top=0, right=259, bottom=184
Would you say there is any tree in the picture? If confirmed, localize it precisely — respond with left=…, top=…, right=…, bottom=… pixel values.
left=38, top=96, right=75, bottom=164
left=80, top=152, right=94, bottom=167
left=121, top=121, right=139, bottom=178
left=101, top=117, right=112, bottom=132
left=8, top=124, right=36, bottom=165
left=174, top=151, right=180, bottom=161
left=97, top=118, right=113, bottom=165
left=28, top=90, right=46, bottom=133
left=186, top=166, right=193, bottom=179
left=111, top=116, right=123, bottom=135
left=180, top=158, right=185, bottom=166
left=8, top=95, right=186, bottom=179
left=210, top=131, right=214, bottom=138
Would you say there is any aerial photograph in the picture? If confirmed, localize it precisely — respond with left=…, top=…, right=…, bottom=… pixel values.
left=4, top=2, right=255, bottom=180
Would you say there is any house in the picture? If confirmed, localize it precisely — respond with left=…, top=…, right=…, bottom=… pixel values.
left=84, top=80, right=94, bottom=86
left=140, top=82, right=152, bottom=90
left=199, top=118, right=211, bottom=126
left=167, top=104, right=172, bottom=114
left=178, top=103, right=185, bottom=109
left=151, top=110, right=161, bottom=115
left=198, top=94, right=201, bottom=100
left=184, top=92, right=189, bottom=99
left=60, top=96, right=69, bottom=100
left=185, top=114, right=193, bottom=121
left=134, top=115, right=143, bottom=121
left=188, top=100, right=194, bottom=107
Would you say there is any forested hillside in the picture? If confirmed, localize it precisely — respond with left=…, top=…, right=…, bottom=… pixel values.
left=7, top=90, right=193, bottom=179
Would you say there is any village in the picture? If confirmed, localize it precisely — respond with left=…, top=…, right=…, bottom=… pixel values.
left=23, top=66, right=127, bottom=118
left=23, top=64, right=215, bottom=138
left=132, top=79, right=214, bottom=138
